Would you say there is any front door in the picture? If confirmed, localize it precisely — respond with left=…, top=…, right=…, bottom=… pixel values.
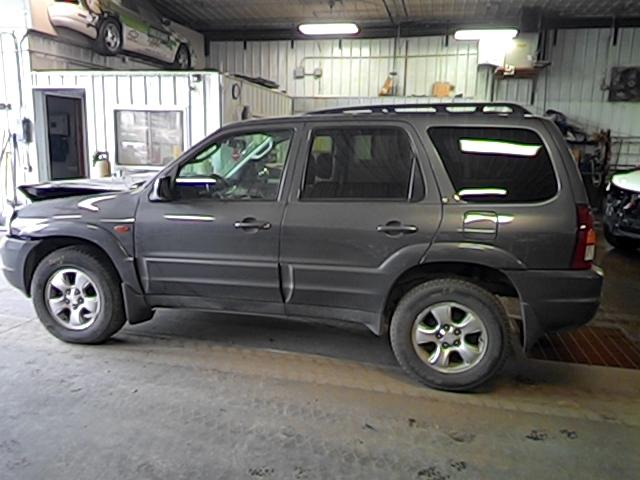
left=135, top=127, right=297, bottom=314
left=45, top=94, right=86, bottom=180
left=280, top=121, right=443, bottom=326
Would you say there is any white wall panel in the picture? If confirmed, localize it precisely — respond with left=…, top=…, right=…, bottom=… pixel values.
left=28, top=71, right=223, bottom=176
left=212, top=28, right=640, bottom=145
left=220, top=75, right=293, bottom=125
left=495, top=28, right=640, bottom=138
left=26, top=71, right=291, bottom=176
left=210, top=36, right=479, bottom=98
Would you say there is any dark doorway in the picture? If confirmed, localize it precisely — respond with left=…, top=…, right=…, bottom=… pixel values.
left=46, top=95, right=86, bottom=179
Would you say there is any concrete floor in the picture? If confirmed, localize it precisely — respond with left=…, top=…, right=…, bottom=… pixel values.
left=1, top=237, right=640, bottom=479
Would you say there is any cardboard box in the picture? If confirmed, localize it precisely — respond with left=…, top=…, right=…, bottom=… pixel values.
left=432, top=82, right=454, bottom=98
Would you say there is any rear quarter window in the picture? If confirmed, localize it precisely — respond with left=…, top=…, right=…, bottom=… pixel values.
left=428, top=127, right=557, bottom=203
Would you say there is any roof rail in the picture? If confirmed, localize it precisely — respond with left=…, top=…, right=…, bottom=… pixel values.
left=306, top=102, right=531, bottom=116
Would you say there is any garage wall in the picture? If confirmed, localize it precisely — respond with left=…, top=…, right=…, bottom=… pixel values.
left=30, top=71, right=221, bottom=176
left=210, top=28, right=640, bottom=141
left=209, top=36, right=479, bottom=98
left=220, top=75, right=293, bottom=125
left=1, top=0, right=31, bottom=222
left=493, top=28, right=640, bottom=138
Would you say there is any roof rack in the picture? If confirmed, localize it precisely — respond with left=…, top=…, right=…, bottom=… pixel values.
left=306, top=102, right=531, bottom=116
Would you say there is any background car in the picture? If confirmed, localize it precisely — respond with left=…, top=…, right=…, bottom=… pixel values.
left=48, top=0, right=193, bottom=69
left=603, top=169, right=640, bottom=250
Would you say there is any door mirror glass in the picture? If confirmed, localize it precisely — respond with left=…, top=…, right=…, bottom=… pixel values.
left=150, top=175, right=173, bottom=202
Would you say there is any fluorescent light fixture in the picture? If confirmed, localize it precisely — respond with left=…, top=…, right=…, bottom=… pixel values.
left=459, top=139, right=542, bottom=157
left=454, top=28, right=518, bottom=40
left=298, top=23, right=359, bottom=36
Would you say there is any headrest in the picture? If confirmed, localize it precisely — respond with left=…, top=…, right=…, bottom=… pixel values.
left=315, top=153, right=333, bottom=180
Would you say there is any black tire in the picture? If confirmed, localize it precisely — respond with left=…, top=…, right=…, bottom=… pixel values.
left=95, top=16, right=122, bottom=56
left=390, top=278, right=509, bottom=392
left=173, top=43, right=191, bottom=70
left=604, top=225, right=640, bottom=251
left=31, top=246, right=126, bottom=344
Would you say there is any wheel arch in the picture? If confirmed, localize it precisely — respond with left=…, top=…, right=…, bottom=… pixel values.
left=381, top=261, right=521, bottom=343
left=23, top=234, right=141, bottom=297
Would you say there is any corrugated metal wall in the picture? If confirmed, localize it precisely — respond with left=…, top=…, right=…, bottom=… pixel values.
left=210, top=28, right=640, bottom=141
left=0, top=28, right=30, bottom=224
left=209, top=36, right=479, bottom=98
left=26, top=72, right=291, bottom=178
left=30, top=71, right=221, bottom=176
left=518, top=28, right=640, bottom=138
left=220, top=75, right=292, bottom=125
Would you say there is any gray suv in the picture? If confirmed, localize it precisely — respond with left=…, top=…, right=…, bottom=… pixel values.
left=1, top=103, right=603, bottom=391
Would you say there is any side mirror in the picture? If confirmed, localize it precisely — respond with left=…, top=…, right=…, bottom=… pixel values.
left=150, top=176, right=173, bottom=202
left=161, top=17, right=171, bottom=27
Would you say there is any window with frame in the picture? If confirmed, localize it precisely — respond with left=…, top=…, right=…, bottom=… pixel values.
left=301, top=127, right=424, bottom=201
left=115, top=110, right=183, bottom=166
left=428, top=127, right=557, bottom=203
left=176, top=130, right=293, bottom=201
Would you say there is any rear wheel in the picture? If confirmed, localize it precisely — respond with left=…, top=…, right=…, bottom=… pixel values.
left=173, top=43, right=191, bottom=70
left=390, top=278, right=509, bottom=391
left=604, top=225, right=640, bottom=251
left=31, top=246, right=126, bottom=344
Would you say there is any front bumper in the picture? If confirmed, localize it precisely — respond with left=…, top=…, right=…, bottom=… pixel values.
left=1, top=235, right=41, bottom=295
left=507, top=267, right=604, bottom=350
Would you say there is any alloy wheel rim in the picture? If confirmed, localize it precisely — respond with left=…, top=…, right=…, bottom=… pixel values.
left=104, top=24, right=120, bottom=50
left=45, top=268, right=101, bottom=331
left=177, top=49, right=189, bottom=68
left=411, top=301, right=488, bottom=374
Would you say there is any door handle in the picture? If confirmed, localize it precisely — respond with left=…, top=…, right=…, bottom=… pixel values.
left=462, top=211, right=498, bottom=236
left=234, top=220, right=272, bottom=230
left=377, top=222, right=418, bottom=235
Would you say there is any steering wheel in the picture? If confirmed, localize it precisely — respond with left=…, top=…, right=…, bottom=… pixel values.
left=209, top=173, right=230, bottom=189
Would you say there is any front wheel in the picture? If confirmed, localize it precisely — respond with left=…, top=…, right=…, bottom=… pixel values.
left=173, top=43, right=191, bottom=70
left=390, top=279, right=509, bottom=391
left=95, top=16, right=122, bottom=56
left=31, top=246, right=126, bottom=344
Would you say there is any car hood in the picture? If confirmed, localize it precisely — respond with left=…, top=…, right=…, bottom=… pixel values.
left=611, top=169, right=640, bottom=194
left=19, top=174, right=155, bottom=201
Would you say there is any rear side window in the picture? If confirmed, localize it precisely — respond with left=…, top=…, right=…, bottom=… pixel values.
left=428, top=127, right=557, bottom=203
left=301, top=127, right=424, bottom=201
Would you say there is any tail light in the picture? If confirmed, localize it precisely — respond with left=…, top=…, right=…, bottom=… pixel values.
left=572, top=204, right=596, bottom=269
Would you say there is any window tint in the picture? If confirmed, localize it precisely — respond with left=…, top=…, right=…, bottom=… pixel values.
left=176, top=130, right=292, bottom=201
left=428, top=127, right=557, bottom=203
left=301, top=127, right=423, bottom=200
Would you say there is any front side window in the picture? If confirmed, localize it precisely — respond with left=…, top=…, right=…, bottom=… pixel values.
left=428, top=127, right=557, bottom=203
left=301, top=127, right=423, bottom=200
left=176, top=130, right=292, bottom=201
left=116, top=110, right=183, bottom=166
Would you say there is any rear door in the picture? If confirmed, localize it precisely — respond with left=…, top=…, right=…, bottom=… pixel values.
left=425, top=121, right=577, bottom=268
left=279, top=120, right=442, bottom=326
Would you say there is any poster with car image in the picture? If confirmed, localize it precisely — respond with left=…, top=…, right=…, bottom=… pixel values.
left=29, top=0, right=204, bottom=70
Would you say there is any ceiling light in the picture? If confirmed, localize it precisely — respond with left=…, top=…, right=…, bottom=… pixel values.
left=298, top=23, right=359, bottom=36
left=454, top=29, right=518, bottom=40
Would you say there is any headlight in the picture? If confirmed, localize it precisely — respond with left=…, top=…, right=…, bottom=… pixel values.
left=9, top=216, right=47, bottom=237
